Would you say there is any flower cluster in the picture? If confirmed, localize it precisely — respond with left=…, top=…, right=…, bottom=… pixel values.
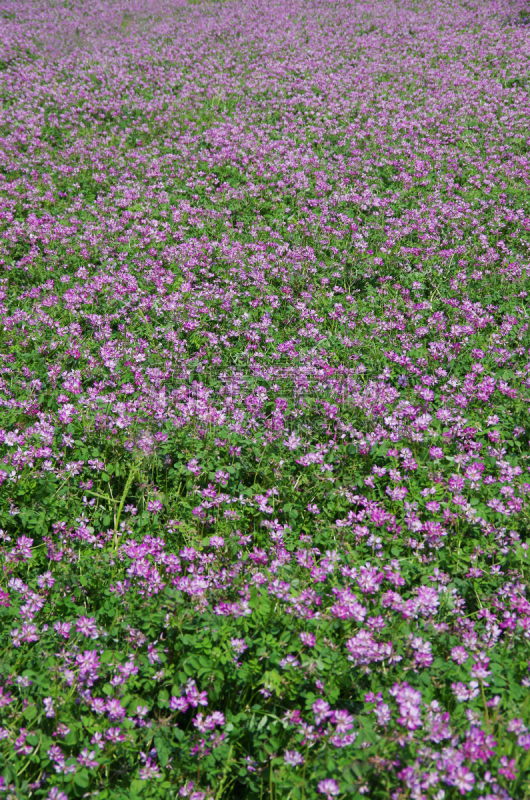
left=1, top=0, right=530, bottom=797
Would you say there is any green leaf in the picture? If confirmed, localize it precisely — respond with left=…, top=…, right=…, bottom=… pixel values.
left=154, top=736, right=171, bottom=767
left=65, top=729, right=78, bottom=745
left=74, top=769, right=90, bottom=789
left=22, top=704, right=38, bottom=720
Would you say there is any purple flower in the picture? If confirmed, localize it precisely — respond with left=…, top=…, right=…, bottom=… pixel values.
left=15, top=729, right=32, bottom=755
left=450, top=646, right=468, bottom=665
left=450, top=766, right=475, bottom=794
left=330, top=732, right=357, bottom=748
left=388, top=486, right=408, bottom=501
left=312, top=699, right=332, bottom=725
left=284, top=432, right=302, bottom=450
left=169, top=696, right=189, bottom=713
left=470, top=657, right=491, bottom=684
left=43, top=697, right=55, bottom=718
left=317, top=779, right=340, bottom=798
left=89, top=697, right=106, bottom=714
left=374, top=702, right=391, bottom=726
left=193, top=711, right=225, bottom=731
left=185, top=680, right=208, bottom=708
left=11, top=623, right=39, bottom=646
left=106, top=698, right=127, bottom=721
left=76, top=650, right=100, bottom=685
left=47, top=790, right=68, bottom=800
left=37, top=571, right=55, bottom=589
left=451, top=681, right=480, bottom=702
left=77, top=749, right=99, bottom=769
left=346, top=630, right=388, bottom=666
left=0, top=686, right=15, bottom=708
left=390, top=682, right=422, bottom=731
left=106, top=727, right=125, bottom=742
left=299, top=631, right=316, bottom=647
left=414, top=586, right=440, bottom=617
left=139, top=757, right=161, bottom=780
left=498, top=756, right=517, bottom=780
left=186, top=459, right=201, bottom=477
left=284, top=750, right=304, bottom=766
left=214, top=469, right=229, bottom=486
left=279, top=655, right=299, bottom=669
left=518, top=733, right=530, bottom=750
left=178, top=783, right=196, bottom=798
left=230, top=637, right=248, bottom=654
left=53, top=621, right=71, bottom=640
left=75, top=616, right=99, bottom=639
left=332, top=709, right=354, bottom=733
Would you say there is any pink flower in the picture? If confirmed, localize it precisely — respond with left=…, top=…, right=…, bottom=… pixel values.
left=0, top=688, right=13, bottom=708
left=451, top=766, right=475, bottom=794
left=414, top=586, right=439, bottom=616
left=75, top=616, right=99, bottom=639
left=77, top=748, right=99, bottom=769
left=43, top=697, right=55, bottom=718
left=230, top=637, right=248, bottom=654
left=106, top=727, right=125, bottom=742
left=300, top=631, right=316, bottom=647
left=312, top=699, right=332, bottom=725
left=15, top=728, right=32, bottom=755
left=106, top=698, right=126, bottom=720
left=518, top=733, right=530, bottom=750
left=498, top=756, right=517, bottom=780
left=185, top=680, right=208, bottom=708
left=332, top=709, right=354, bottom=733
left=186, top=459, right=201, bottom=477
left=139, top=757, right=161, bottom=780
left=284, top=432, right=302, bottom=450
left=169, top=696, right=189, bottom=713
left=284, top=750, right=304, bottom=766
left=318, top=779, right=340, bottom=798
left=47, top=789, right=69, bottom=800
left=53, top=621, right=71, bottom=639
left=450, top=646, right=468, bottom=665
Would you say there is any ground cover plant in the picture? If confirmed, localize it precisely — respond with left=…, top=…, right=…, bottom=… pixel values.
left=2, top=0, right=530, bottom=797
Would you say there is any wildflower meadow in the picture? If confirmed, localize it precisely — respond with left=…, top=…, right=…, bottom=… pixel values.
left=1, top=0, right=530, bottom=797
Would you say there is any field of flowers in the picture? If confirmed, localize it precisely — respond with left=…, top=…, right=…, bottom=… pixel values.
left=1, top=0, right=530, bottom=797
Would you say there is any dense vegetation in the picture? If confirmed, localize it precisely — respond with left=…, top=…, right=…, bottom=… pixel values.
left=1, top=0, right=530, bottom=797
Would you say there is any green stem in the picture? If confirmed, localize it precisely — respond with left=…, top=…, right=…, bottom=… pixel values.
left=113, top=462, right=139, bottom=548
left=514, top=747, right=530, bottom=797
left=83, top=489, right=113, bottom=503
left=253, top=445, right=268, bottom=488
left=214, top=744, right=234, bottom=800
left=480, top=681, right=490, bottom=728
left=500, top=635, right=510, bottom=668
